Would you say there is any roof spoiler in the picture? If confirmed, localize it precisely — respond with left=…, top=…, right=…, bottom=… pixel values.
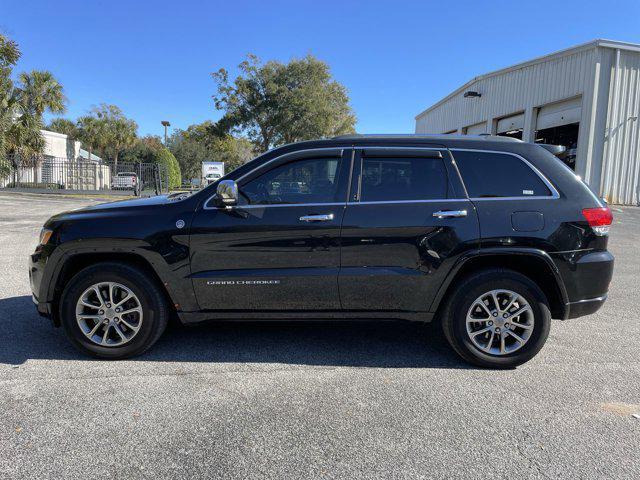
left=537, top=143, right=566, bottom=157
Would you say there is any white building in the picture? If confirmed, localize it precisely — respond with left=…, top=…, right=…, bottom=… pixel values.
left=1, top=130, right=109, bottom=190
left=42, top=129, right=82, bottom=159
left=415, top=39, right=640, bottom=205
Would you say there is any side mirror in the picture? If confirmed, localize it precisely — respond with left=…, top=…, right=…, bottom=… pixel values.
left=214, top=179, right=238, bottom=207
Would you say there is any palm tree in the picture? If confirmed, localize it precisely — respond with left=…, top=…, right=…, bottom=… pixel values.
left=109, top=116, right=137, bottom=168
left=5, top=112, right=45, bottom=158
left=0, top=75, right=15, bottom=164
left=92, top=104, right=137, bottom=168
left=16, top=70, right=66, bottom=117
left=0, top=33, right=21, bottom=166
left=77, top=115, right=104, bottom=161
left=8, top=70, right=67, bottom=182
left=47, top=118, right=78, bottom=139
left=3, top=111, right=45, bottom=185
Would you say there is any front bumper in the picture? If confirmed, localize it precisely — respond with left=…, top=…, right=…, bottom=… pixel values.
left=29, top=247, right=55, bottom=322
left=32, top=293, right=53, bottom=317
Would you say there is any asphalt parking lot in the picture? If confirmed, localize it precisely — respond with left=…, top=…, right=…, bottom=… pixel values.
left=1, top=192, right=638, bottom=479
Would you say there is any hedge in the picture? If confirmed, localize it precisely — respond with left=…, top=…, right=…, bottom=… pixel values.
left=155, top=148, right=181, bottom=190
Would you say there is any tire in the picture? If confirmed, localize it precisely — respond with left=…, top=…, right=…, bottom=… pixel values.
left=441, top=269, right=551, bottom=368
left=59, top=262, right=169, bottom=359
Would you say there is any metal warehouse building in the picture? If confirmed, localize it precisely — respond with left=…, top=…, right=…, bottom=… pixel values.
left=415, top=39, right=640, bottom=205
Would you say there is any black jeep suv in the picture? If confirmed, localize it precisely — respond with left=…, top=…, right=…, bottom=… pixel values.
left=29, top=135, right=614, bottom=367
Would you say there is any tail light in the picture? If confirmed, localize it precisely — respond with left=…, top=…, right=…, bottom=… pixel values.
left=131, top=176, right=136, bottom=184
left=582, top=207, right=613, bottom=236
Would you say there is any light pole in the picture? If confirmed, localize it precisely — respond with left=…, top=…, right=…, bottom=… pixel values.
left=161, top=120, right=171, bottom=145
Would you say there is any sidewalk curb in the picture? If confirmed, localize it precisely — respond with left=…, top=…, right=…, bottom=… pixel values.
left=0, top=191, right=135, bottom=202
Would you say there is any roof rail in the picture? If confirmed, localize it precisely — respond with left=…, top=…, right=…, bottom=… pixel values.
left=332, top=133, right=523, bottom=142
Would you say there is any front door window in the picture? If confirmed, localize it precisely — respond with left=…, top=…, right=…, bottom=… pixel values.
left=241, top=157, right=345, bottom=205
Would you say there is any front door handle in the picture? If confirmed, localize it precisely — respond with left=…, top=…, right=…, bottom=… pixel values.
left=299, top=213, right=335, bottom=222
left=433, top=209, right=467, bottom=219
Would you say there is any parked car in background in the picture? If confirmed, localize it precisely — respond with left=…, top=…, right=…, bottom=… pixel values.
left=29, top=135, right=614, bottom=367
left=111, top=172, right=141, bottom=195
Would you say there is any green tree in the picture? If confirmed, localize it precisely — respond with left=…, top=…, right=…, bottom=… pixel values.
left=77, top=115, right=105, bottom=160
left=7, top=72, right=66, bottom=158
left=91, top=104, right=137, bottom=167
left=5, top=113, right=45, bottom=159
left=212, top=54, right=356, bottom=152
left=118, top=139, right=147, bottom=164
left=140, top=135, right=164, bottom=152
left=5, top=68, right=67, bottom=183
left=120, top=135, right=164, bottom=164
left=210, top=135, right=254, bottom=172
left=47, top=118, right=78, bottom=140
left=0, top=34, right=21, bottom=163
left=16, top=70, right=66, bottom=117
left=1, top=36, right=67, bottom=171
left=0, top=34, right=20, bottom=68
left=168, top=128, right=210, bottom=179
left=168, top=121, right=255, bottom=180
left=120, top=137, right=181, bottom=190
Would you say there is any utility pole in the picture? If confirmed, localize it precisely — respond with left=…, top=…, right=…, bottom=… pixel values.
left=161, top=120, right=171, bottom=145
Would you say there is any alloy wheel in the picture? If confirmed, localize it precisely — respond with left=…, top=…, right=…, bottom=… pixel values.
left=465, top=289, right=534, bottom=355
left=75, top=282, right=143, bottom=347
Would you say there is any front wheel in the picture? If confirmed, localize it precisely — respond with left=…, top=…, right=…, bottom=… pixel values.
left=441, top=269, right=551, bottom=368
left=59, top=262, right=169, bottom=359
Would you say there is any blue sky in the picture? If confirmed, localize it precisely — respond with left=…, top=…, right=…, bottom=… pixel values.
left=3, top=0, right=640, bottom=137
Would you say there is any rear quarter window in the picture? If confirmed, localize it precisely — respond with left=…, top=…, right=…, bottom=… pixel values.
left=453, top=151, right=552, bottom=198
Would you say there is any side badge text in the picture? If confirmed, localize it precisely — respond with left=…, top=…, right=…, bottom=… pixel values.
left=206, top=279, right=281, bottom=286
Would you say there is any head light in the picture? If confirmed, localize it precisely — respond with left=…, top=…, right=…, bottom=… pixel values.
left=39, top=228, right=53, bottom=245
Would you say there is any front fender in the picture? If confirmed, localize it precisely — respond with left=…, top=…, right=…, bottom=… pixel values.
left=41, top=238, right=199, bottom=314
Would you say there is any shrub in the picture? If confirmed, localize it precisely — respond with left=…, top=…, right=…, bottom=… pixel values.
left=4, top=182, right=63, bottom=189
left=155, top=148, right=181, bottom=190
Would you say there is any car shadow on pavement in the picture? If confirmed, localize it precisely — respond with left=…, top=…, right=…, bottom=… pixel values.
left=1, top=295, right=473, bottom=369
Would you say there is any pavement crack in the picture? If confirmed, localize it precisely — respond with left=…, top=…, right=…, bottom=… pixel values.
left=513, top=428, right=552, bottom=480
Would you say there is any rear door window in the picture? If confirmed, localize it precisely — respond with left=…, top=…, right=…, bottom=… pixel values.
left=359, top=157, right=448, bottom=201
left=453, top=151, right=552, bottom=198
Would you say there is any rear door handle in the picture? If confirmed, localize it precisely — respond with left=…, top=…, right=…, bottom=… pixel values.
left=433, top=209, right=467, bottom=219
left=299, top=213, right=335, bottom=222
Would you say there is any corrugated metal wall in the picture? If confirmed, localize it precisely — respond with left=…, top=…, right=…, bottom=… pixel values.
left=415, top=43, right=640, bottom=205
left=601, top=50, right=640, bottom=205
left=415, top=47, right=598, bottom=134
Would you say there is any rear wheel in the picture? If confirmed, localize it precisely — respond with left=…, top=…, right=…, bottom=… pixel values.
left=59, top=262, right=169, bottom=359
left=441, top=269, right=551, bottom=368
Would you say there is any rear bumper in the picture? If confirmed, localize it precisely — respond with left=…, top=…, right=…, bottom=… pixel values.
left=565, top=294, right=607, bottom=319
left=552, top=249, right=614, bottom=319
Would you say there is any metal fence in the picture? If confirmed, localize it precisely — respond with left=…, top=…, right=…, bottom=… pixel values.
left=0, top=155, right=169, bottom=196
